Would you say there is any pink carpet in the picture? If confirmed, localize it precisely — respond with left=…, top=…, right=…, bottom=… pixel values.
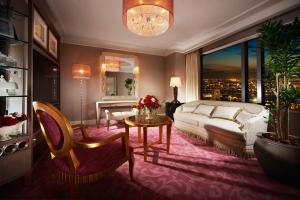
left=1, top=124, right=300, bottom=200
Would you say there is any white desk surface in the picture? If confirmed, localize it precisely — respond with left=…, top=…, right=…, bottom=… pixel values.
left=96, top=100, right=138, bottom=104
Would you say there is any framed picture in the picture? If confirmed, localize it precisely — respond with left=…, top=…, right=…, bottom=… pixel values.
left=33, top=9, right=47, bottom=48
left=0, top=17, right=14, bottom=38
left=48, top=30, right=58, bottom=58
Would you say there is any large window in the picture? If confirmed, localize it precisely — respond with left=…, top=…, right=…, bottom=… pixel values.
left=248, top=39, right=257, bottom=103
left=201, top=37, right=299, bottom=105
left=202, top=44, right=242, bottom=102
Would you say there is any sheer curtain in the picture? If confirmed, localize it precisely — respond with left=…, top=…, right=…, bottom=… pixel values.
left=186, top=51, right=200, bottom=102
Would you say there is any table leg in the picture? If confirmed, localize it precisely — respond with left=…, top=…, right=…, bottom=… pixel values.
left=166, top=123, right=171, bottom=154
left=138, top=127, right=142, bottom=143
left=159, top=125, right=163, bottom=144
left=125, top=124, right=130, bottom=157
left=143, top=127, right=148, bottom=162
left=96, top=104, right=101, bottom=128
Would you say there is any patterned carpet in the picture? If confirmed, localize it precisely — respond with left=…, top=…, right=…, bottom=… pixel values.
left=1, top=124, right=300, bottom=200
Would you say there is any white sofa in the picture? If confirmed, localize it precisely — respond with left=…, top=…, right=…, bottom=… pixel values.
left=174, top=100, right=269, bottom=157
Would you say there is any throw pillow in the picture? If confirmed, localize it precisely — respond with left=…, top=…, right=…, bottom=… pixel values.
left=211, top=106, right=241, bottom=121
left=193, top=104, right=216, bottom=117
left=182, top=105, right=198, bottom=113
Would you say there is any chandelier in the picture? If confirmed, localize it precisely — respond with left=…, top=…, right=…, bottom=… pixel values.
left=122, top=0, right=174, bottom=36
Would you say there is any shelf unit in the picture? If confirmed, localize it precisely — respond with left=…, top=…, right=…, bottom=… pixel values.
left=0, top=0, right=31, bottom=186
left=0, top=0, right=60, bottom=186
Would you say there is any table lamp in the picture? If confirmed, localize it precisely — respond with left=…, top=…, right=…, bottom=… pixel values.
left=170, top=76, right=181, bottom=103
left=72, top=64, right=91, bottom=124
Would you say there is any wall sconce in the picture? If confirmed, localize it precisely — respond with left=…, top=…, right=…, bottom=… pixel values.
left=101, top=63, right=106, bottom=73
left=133, top=66, right=140, bottom=75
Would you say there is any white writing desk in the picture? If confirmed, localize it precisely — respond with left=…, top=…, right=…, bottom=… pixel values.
left=96, top=100, right=137, bottom=128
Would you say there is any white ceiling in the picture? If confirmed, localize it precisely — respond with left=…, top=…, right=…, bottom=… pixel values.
left=46, top=0, right=300, bottom=56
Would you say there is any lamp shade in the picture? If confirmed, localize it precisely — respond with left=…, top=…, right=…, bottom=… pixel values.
left=72, top=64, right=91, bottom=79
left=170, top=77, right=181, bottom=87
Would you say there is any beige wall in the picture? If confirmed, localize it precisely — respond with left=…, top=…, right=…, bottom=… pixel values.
left=165, top=53, right=186, bottom=102
left=60, top=43, right=167, bottom=121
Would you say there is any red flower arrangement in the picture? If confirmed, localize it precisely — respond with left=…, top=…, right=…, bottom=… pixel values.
left=137, top=95, right=161, bottom=111
left=0, top=112, right=27, bottom=128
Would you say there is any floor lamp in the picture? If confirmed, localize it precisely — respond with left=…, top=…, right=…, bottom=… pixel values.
left=72, top=64, right=91, bottom=124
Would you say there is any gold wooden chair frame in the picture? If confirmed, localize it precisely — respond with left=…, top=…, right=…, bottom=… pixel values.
left=33, top=102, right=134, bottom=184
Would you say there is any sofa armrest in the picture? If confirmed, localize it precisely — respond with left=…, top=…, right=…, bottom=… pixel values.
left=175, top=105, right=184, bottom=113
left=243, top=109, right=269, bottom=145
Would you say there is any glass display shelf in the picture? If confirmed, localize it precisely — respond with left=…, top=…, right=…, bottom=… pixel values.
left=0, top=65, right=28, bottom=70
left=0, top=7, right=29, bottom=18
left=0, top=35, right=28, bottom=45
left=0, top=134, right=29, bottom=145
left=0, top=95, right=28, bottom=98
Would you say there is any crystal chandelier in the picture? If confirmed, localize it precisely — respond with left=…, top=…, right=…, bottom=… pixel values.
left=122, top=0, right=174, bottom=36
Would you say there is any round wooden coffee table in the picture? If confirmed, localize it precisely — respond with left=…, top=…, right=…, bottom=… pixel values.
left=125, top=115, right=172, bottom=161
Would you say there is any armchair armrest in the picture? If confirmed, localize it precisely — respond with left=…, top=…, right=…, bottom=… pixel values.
left=73, top=132, right=125, bottom=149
left=243, top=110, right=269, bottom=145
left=175, top=105, right=184, bottom=113
left=72, top=124, right=89, bottom=139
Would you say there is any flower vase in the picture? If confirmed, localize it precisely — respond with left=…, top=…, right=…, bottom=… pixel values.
left=145, top=108, right=157, bottom=120
left=145, top=108, right=153, bottom=120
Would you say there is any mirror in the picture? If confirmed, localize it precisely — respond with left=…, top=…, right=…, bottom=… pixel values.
left=100, top=52, right=139, bottom=100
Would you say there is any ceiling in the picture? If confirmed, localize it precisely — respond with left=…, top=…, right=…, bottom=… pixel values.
left=46, top=0, right=300, bottom=56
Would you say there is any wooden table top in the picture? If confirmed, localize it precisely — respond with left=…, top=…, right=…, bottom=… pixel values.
left=125, top=115, right=172, bottom=127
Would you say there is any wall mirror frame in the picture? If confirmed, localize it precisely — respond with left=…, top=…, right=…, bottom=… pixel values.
left=99, top=52, right=139, bottom=101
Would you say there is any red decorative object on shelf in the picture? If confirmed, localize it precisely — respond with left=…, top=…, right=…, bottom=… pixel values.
left=0, top=112, right=27, bottom=128
left=0, top=113, right=27, bottom=141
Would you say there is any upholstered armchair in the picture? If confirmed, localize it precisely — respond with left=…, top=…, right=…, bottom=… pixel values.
left=32, top=102, right=134, bottom=184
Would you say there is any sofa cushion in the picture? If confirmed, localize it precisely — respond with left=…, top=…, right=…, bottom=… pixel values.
left=193, top=104, right=215, bottom=117
left=212, top=106, right=241, bottom=121
left=236, top=110, right=257, bottom=129
left=182, top=105, right=198, bottom=113
left=174, top=112, right=201, bottom=126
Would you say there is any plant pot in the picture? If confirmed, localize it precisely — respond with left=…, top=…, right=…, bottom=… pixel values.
left=254, top=133, right=300, bottom=186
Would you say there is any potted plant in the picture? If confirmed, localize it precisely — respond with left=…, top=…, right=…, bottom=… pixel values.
left=125, top=78, right=133, bottom=95
left=254, top=18, right=300, bottom=185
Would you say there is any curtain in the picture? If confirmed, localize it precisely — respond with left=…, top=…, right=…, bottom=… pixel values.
left=186, top=51, right=200, bottom=102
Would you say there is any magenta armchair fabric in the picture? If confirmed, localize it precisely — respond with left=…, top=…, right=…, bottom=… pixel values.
left=37, top=110, right=64, bottom=149
left=53, top=140, right=129, bottom=176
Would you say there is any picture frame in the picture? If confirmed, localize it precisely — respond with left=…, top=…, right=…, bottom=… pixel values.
left=48, top=30, right=58, bottom=58
left=33, top=9, right=47, bottom=49
left=0, top=17, right=14, bottom=38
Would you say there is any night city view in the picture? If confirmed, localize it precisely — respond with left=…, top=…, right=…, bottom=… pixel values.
left=202, top=40, right=256, bottom=102
left=202, top=39, right=299, bottom=105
